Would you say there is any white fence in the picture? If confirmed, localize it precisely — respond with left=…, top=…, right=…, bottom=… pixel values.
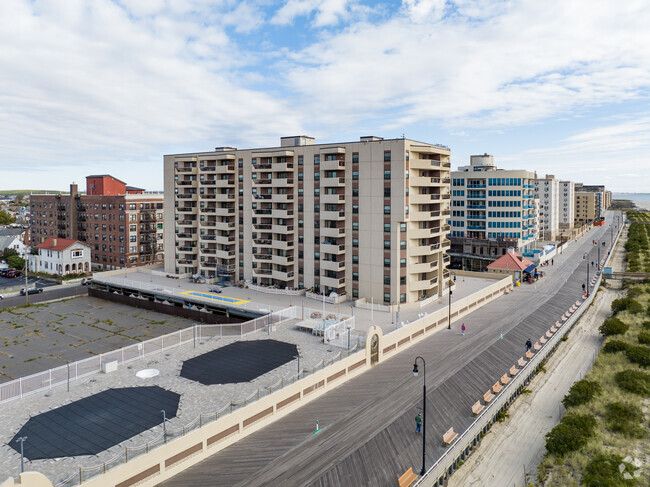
left=247, top=284, right=306, bottom=296
left=0, top=307, right=298, bottom=405
left=305, top=291, right=348, bottom=304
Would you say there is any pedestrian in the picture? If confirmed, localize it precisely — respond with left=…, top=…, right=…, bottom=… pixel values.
left=461, top=323, right=466, bottom=336
left=582, top=283, right=586, bottom=291
left=415, top=412, right=422, bottom=433
left=499, top=331, right=503, bottom=340
left=526, top=339, right=532, bottom=352
left=551, top=258, right=554, bottom=266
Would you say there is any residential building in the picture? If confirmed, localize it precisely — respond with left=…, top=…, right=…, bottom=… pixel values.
left=559, top=181, right=575, bottom=229
left=575, top=184, right=609, bottom=219
left=448, top=154, right=539, bottom=271
left=574, top=191, right=599, bottom=226
left=164, top=136, right=452, bottom=305
left=0, top=227, right=28, bottom=257
left=534, top=174, right=560, bottom=240
left=29, top=238, right=91, bottom=275
left=30, top=175, right=164, bottom=270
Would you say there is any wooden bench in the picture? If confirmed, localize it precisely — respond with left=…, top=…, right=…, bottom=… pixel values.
left=550, top=326, right=557, bottom=333
left=398, top=467, right=418, bottom=487
left=492, top=381, right=503, bottom=394
left=539, top=336, right=547, bottom=345
left=443, top=427, right=458, bottom=445
left=500, top=374, right=511, bottom=385
left=483, top=390, right=495, bottom=403
left=517, top=357, right=526, bottom=367
left=575, top=300, right=581, bottom=307
left=533, top=342, right=541, bottom=351
left=556, top=320, right=563, bottom=328
left=471, top=401, right=484, bottom=415
left=545, top=330, right=553, bottom=338
left=525, top=350, right=534, bottom=359
left=510, top=365, right=519, bottom=376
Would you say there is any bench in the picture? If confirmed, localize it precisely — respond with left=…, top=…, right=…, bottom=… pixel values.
left=483, top=390, right=495, bottom=403
left=525, top=350, right=534, bottom=359
left=492, top=381, right=503, bottom=394
left=471, top=401, right=484, bottom=415
left=533, top=342, right=541, bottom=351
left=510, top=365, right=519, bottom=376
left=443, top=427, right=458, bottom=445
left=545, top=330, right=553, bottom=338
left=539, top=336, right=547, bottom=345
left=575, top=300, right=581, bottom=307
left=500, top=374, right=511, bottom=385
left=398, top=467, right=419, bottom=487
left=555, top=320, right=563, bottom=328
left=517, top=357, right=526, bottom=367
left=550, top=326, right=557, bottom=333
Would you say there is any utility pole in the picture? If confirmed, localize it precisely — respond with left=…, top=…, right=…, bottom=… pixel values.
left=24, top=255, right=29, bottom=305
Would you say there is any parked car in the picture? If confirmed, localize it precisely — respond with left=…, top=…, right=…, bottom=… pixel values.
left=6, top=270, right=21, bottom=278
left=0, top=269, right=12, bottom=277
left=20, top=287, right=43, bottom=295
left=81, top=278, right=92, bottom=286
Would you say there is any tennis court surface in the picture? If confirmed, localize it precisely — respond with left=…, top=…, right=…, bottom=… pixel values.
left=180, top=290, right=249, bottom=306
left=180, top=340, right=298, bottom=385
left=10, top=386, right=180, bottom=460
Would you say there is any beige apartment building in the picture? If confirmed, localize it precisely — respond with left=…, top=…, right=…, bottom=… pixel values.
left=574, top=191, right=598, bottom=226
left=163, top=136, right=452, bottom=305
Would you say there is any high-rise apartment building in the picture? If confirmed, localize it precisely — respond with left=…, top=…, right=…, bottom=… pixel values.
left=559, top=180, right=575, bottom=229
left=574, top=191, right=599, bottom=226
left=534, top=174, right=560, bottom=240
left=163, top=136, right=452, bottom=305
left=449, top=154, right=539, bottom=270
left=30, top=175, right=164, bottom=270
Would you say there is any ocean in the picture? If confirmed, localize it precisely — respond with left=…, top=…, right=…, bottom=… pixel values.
left=613, top=193, right=650, bottom=210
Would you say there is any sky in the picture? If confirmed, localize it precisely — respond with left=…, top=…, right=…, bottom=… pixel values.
left=1, top=0, right=650, bottom=192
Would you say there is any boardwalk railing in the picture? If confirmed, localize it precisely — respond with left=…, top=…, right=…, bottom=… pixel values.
left=55, top=344, right=363, bottom=487
left=414, top=218, right=623, bottom=487
left=0, top=307, right=297, bottom=406
left=247, top=284, right=306, bottom=296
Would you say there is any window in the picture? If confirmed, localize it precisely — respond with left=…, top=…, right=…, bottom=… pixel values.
left=314, top=155, right=320, bottom=164
left=352, top=188, right=359, bottom=197
left=298, top=172, right=303, bottom=181
left=71, top=250, right=83, bottom=258
left=400, top=223, right=406, bottom=232
left=352, top=221, right=359, bottom=230
left=352, top=238, right=359, bottom=248
left=400, top=293, right=406, bottom=303
left=384, top=206, right=391, bottom=215
left=384, top=188, right=391, bottom=197
left=314, top=188, right=320, bottom=196
left=384, top=258, right=390, bottom=267
left=352, top=153, right=359, bottom=163
left=353, top=205, right=359, bottom=214
left=352, top=255, right=359, bottom=264
left=384, top=240, right=390, bottom=249
left=384, top=151, right=391, bottom=162
left=353, top=288, right=359, bottom=298
left=383, top=293, right=391, bottom=303
left=353, top=272, right=359, bottom=281
left=400, top=240, right=406, bottom=250
left=298, top=219, right=304, bottom=228
left=400, top=258, right=406, bottom=268
left=384, top=170, right=391, bottom=180
left=298, top=156, right=303, bottom=165
left=400, top=275, right=406, bottom=285
left=384, top=275, right=390, bottom=285
left=352, top=171, right=359, bottom=180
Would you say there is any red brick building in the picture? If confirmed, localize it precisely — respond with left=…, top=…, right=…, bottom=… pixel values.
left=30, top=175, right=164, bottom=270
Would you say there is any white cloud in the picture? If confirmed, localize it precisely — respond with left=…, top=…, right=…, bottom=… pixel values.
left=271, top=0, right=352, bottom=27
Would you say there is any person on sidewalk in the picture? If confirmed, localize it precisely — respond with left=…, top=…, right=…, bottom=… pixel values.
left=461, top=323, right=466, bottom=336
left=526, top=339, right=532, bottom=352
left=415, top=412, right=422, bottom=433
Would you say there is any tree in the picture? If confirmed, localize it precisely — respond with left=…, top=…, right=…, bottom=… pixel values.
left=0, top=209, right=15, bottom=225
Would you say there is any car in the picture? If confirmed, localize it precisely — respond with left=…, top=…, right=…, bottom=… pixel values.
left=6, top=270, right=21, bottom=278
left=209, top=287, right=222, bottom=293
left=81, top=278, right=92, bottom=286
left=20, top=287, right=43, bottom=295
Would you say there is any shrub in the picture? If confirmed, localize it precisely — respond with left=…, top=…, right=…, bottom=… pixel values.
left=627, top=286, right=644, bottom=298
left=584, top=452, right=634, bottom=487
left=604, top=401, right=644, bottom=438
left=545, top=413, right=596, bottom=456
left=615, top=369, right=650, bottom=396
left=639, top=331, right=650, bottom=345
left=602, top=340, right=629, bottom=353
left=599, top=317, right=629, bottom=336
left=611, top=298, right=644, bottom=314
left=643, top=321, right=650, bottom=330
left=562, top=380, right=602, bottom=408
left=625, top=344, right=650, bottom=367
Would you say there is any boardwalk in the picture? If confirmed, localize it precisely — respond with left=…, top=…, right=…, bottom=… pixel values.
left=160, top=214, right=618, bottom=487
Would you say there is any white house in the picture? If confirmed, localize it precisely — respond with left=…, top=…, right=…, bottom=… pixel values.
left=31, top=238, right=91, bottom=275
left=0, top=227, right=28, bottom=257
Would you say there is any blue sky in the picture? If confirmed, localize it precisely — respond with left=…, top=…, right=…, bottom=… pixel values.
left=1, top=0, right=649, bottom=191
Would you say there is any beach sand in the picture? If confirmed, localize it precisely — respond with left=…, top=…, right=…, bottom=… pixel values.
left=634, top=200, right=650, bottom=211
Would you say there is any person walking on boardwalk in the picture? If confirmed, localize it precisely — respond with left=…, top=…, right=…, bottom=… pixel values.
left=415, top=412, right=422, bottom=433
left=526, top=339, right=532, bottom=352
left=461, top=323, right=466, bottom=336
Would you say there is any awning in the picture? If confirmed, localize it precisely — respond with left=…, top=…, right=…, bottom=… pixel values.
left=524, top=264, right=537, bottom=273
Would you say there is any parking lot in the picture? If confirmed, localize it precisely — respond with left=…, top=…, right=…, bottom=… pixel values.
left=0, top=274, right=55, bottom=297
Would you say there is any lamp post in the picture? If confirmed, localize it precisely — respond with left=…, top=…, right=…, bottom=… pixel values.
left=16, top=436, right=27, bottom=473
left=347, top=324, right=352, bottom=350
left=161, top=410, right=167, bottom=442
left=412, top=357, right=426, bottom=476
left=294, top=355, right=301, bottom=374
left=447, top=288, right=453, bottom=329
left=584, top=252, right=590, bottom=296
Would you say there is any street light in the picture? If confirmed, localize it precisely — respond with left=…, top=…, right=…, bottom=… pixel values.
left=16, top=436, right=27, bottom=473
left=294, top=355, right=301, bottom=374
left=161, top=410, right=167, bottom=442
left=412, top=357, right=427, bottom=476
left=447, top=288, right=453, bottom=330
left=347, top=324, right=352, bottom=350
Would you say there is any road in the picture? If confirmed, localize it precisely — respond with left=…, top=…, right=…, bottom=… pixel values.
left=0, top=283, right=87, bottom=308
left=160, top=212, right=620, bottom=487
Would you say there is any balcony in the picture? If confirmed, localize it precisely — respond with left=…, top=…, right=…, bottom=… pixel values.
left=200, top=220, right=216, bottom=227
left=321, top=159, right=345, bottom=171
left=213, top=233, right=235, bottom=245
left=253, top=223, right=272, bottom=230
left=466, top=214, right=486, bottom=220
left=410, top=176, right=444, bottom=186
left=178, top=220, right=197, bottom=226
left=467, top=194, right=486, bottom=199
left=321, top=176, right=345, bottom=187
left=321, top=242, right=345, bottom=254
left=272, top=162, right=294, bottom=171
left=321, top=259, right=345, bottom=272
left=215, top=249, right=237, bottom=259
left=410, top=158, right=442, bottom=170
left=214, top=179, right=235, bottom=188
left=176, top=193, right=197, bottom=200
left=215, top=221, right=236, bottom=230
left=254, top=253, right=273, bottom=261
left=201, top=164, right=234, bottom=174
left=272, top=224, right=294, bottom=234
left=201, top=248, right=216, bottom=254
left=273, top=254, right=295, bottom=266
left=320, top=193, right=345, bottom=204
left=272, top=178, right=294, bottom=188
left=273, top=239, right=294, bottom=250
left=320, top=274, right=345, bottom=288
left=175, top=166, right=196, bottom=173
left=321, top=226, right=346, bottom=238
left=254, top=238, right=273, bottom=246
left=272, top=193, right=294, bottom=202
left=410, top=277, right=438, bottom=292
left=410, top=193, right=441, bottom=204
left=213, top=207, right=235, bottom=216
left=253, top=267, right=273, bottom=276
left=410, top=227, right=434, bottom=239
left=321, top=210, right=345, bottom=221
left=411, top=260, right=438, bottom=273
left=466, top=184, right=486, bottom=189
left=272, top=208, right=294, bottom=219
left=177, top=207, right=195, bottom=213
